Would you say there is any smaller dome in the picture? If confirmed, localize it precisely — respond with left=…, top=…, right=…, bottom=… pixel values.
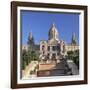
left=48, top=23, right=59, bottom=40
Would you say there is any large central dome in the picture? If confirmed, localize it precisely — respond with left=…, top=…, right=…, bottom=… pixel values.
left=48, top=23, right=59, bottom=41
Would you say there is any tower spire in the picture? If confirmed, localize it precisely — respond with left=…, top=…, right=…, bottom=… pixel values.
left=27, top=31, right=34, bottom=45
left=71, top=32, right=77, bottom=45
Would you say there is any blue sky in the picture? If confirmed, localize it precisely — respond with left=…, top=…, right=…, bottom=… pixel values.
left=21, top=10, right=79, bottom=45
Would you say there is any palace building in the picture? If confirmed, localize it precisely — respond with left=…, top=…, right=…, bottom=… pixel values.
left=22, top=23, right=79, bottom=61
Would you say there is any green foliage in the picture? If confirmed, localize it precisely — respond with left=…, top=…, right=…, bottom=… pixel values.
left=67, top=51, right=74, bottom=59
left=67, top=50, right=79, bottom=69
left=22, top=34, right=39, bottom=70
left=22, top=50, right=28, bottom=70
left=30, top=51, right=39, bottom=61
left=22, top=49, right=39, bottom=70
left=22, top=61, right=26, bottom=70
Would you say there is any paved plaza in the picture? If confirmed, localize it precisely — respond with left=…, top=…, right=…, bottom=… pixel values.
left=22, top=58, right=79, bottom=79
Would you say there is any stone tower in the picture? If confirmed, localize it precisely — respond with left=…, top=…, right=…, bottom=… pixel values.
left=27, top=32, right=34, bottom=45
left=71, top=32, right=77, bottom=45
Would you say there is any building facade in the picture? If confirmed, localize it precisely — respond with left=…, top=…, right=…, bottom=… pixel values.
left=40, top=23, right=66, bottom=60
left=22, top=23, right=79, bottom=61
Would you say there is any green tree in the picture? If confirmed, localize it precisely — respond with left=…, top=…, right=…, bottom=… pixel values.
left=22, top=32, right=40, bottom=70
left=27, top=32, right=39, bottom=62
left=22, top=50, right=28, bottom=70
left=67, top=50, right=79, bottom=69
left=67, top=51, right=74, bottom=59
left=30, top=51, right=39, bottom=61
